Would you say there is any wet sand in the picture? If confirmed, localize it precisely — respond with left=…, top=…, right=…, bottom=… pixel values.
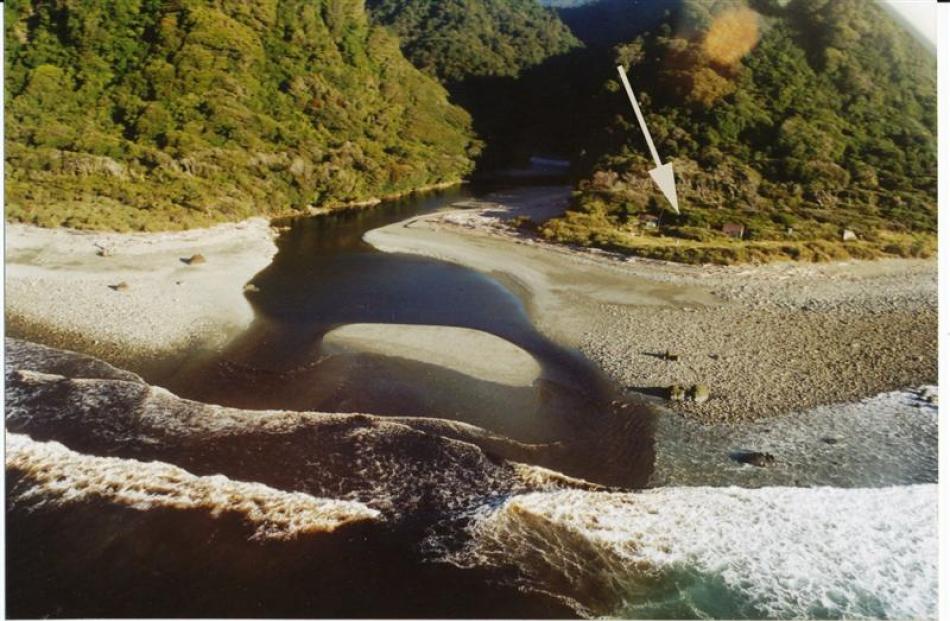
left=322, top=323, right=542, bottom=387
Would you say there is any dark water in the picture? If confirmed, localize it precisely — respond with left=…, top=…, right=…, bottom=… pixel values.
left=152, top=185, right=655, bottom=488
left=7, top=184, right=656, bottom=619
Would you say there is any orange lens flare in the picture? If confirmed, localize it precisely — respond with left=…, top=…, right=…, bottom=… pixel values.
left=702, top=7, right=761, bottom=67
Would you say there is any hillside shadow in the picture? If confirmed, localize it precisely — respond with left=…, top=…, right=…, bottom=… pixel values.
left=445, top=46, right=610, bottom=177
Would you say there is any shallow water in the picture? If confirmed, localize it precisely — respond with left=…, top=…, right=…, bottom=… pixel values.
left=650, top=387, right=938, bottom=488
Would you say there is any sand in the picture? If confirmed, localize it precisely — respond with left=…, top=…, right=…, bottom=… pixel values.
left=322, top=323, right=541, bottom=387
left=364, top=186, right=937, bottom=422
left=366, top=188, right=718, bottom=345
left=5, top=219, right=277, bottom=369
left=6, top=186, right=936, bottom=423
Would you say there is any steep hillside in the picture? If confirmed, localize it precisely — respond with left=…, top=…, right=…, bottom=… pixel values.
left=5, top=0, right=478, bottom=231
left=539, top=0, right=937, bottom=264
left=366, top=0, right=579, bottom=83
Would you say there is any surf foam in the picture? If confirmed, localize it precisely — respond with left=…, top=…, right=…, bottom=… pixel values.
left=6, top=432, right=380, bottom=540
left=455, top=485, right=937, bottom=619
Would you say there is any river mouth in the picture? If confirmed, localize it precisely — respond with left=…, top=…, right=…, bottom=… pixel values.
left=147, top=184, right=656, bottom=489
left=5, top=184, right=938, bottom=620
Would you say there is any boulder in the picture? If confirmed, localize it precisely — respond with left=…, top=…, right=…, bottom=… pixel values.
left=688, top=384, right=710, bottom=404
left=668, top=385, right=686, bottom=401
left=730, top=450, right=775, bottom=467
left=183, top=254, right=206, bottom=265
left=920, top=386, right=938, bottom=405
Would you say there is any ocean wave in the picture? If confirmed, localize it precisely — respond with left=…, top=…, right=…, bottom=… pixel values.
left=452, top=485, right=937, bottom=619
left=5, top=362, right=572, bottom=520
left=6, top=432, right=379, bottom=540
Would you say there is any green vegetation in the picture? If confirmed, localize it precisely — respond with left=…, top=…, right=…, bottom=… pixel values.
left=540, top=0, right=937, bottom=264
left=365, top=0, right=579, bottom=83
left=364, top=0, right=582, bottom=172
left=5, top=0, right=478, bottom=231
left=5, top=0, right=938, bottom=268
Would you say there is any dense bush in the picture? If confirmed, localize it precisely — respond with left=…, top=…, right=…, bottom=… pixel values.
left=5, top=0, right=479, bottom=231
left=541, top=0, right=937, bottom=263
left=366, top=0, right=579, bottom=83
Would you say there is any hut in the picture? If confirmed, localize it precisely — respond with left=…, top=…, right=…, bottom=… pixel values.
left=721, top=222, right=745, bottom=239
left=639, top=213, right=659, bottom=230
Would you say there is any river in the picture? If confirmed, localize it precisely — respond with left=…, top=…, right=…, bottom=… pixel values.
left=151, top=183, right=656, bottom=488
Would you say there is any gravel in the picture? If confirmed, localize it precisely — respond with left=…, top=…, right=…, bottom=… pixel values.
left=5, top=219, right=277, bottom=371
left=377, top=186, right=938, bottom=424
left=582, top=260, right=937, bottom=423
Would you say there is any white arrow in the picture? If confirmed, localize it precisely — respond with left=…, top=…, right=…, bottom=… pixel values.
left=616, top=65, right=680, bottom=213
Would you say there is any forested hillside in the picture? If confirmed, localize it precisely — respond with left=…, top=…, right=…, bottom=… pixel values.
left=540, top=0, right=938, bottom=263
left=363, top=0, right=581, bottom=172
left=5, top=0, right=478, bottom=231
left=365, top=0, right=579, bottom=83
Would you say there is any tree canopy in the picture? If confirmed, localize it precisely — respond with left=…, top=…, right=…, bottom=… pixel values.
left=5, top=0, right=479, bottom=231
left=366, top=0, right=580, bottom=83
left=539, top=0, right=937, bottom=263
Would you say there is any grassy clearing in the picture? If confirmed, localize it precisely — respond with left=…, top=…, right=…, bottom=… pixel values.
left=535, top=195, right=935, bottom=265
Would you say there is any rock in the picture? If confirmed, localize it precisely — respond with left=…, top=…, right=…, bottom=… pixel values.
left=664, top=351, right=679, bottom=362
left=668, top=385, right=686, bottom=401
left=688, top=384, right=710, bottom=404
left=819, top=437, right=839, bottom=445
left=243, top=283, right=261, bottom=293
left=842, top=229, right=857, bottom=242
left=182, top=254, right=206, bottom=265
left=109, top=282, right=129, bottom=292
left=60, top=153, right=127, bottom=178
left=730, top=450, right=775, bottom=467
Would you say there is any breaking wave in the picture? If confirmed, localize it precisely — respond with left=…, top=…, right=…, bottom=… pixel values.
left=6, top=432, right=379, bottom=540
left=451, top=485, right=938, bottom=619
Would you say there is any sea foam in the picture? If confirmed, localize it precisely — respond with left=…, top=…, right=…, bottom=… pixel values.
left=6, top=432, right=380, bottom=540
left=455, top=485, right=937, bottom=619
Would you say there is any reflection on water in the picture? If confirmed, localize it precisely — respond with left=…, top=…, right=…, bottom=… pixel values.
left=151, top=185, right=656, bottom=488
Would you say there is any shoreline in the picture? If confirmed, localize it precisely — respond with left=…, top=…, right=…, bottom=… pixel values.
left=300, top=180, right=465, bottom=217
left=364, top=186, right=938, bottom=422
left=6, top=183, right=938, bottom=423
left=3, top=179, right=468, bottom=371
left=5, top=218, right=278, bottom=372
